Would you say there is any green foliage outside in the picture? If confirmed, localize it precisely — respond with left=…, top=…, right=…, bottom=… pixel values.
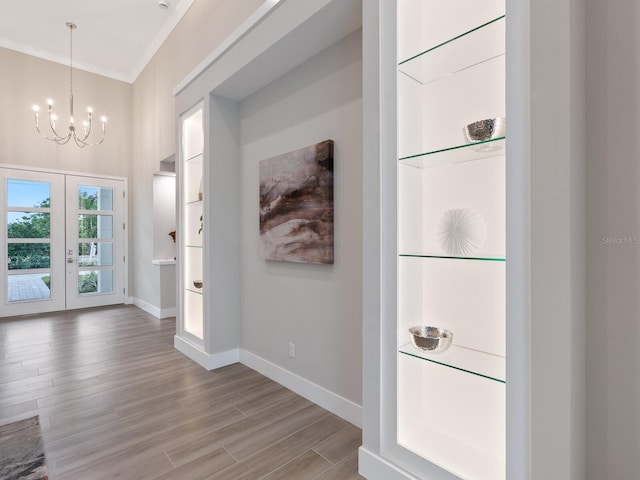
left=78, top=189, right=98, bottom=211
left=8, top=198, right=51, bottom=270
left=78, top=189, right=99, bottom=240
left=7, top=203, right=50, bottom=238
left=7, top=191, right=99, bottom=270
left=8, top=245, right=50, bottom=270
left=41, top=275, right=51, bottom=289
left=79, top=271, right=98, bottom=294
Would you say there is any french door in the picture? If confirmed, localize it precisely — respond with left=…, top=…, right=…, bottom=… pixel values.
left=1, top=168, right=126, bottom=316
left=1, top=169, right=65, bottom=316
left=65, top=175, right=125, bottom=310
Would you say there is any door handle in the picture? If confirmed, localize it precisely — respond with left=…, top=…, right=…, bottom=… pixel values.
left=67, top=258, right=75, bottom=264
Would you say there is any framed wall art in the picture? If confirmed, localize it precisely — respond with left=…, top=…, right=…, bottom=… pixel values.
left=259, top=140, right=334, bottom=264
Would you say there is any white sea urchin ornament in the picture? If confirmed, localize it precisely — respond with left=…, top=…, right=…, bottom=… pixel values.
left=437, top=208, right=487, bottom=256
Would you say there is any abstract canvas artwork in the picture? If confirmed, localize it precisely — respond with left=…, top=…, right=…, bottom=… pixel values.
left=259, top=140, right=334, bottom=264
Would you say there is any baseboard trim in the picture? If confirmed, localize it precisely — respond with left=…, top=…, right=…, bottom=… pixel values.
left=240, top=349, right=362, bottom=428
left=358, top=447, right=420, bottom=480
left=132, top=297, right=176, bottom=319
left=132, top=298, right=160, bottom=318
left=174, top=335, right=239, bottom=370
left=159, top=307, right=176, bottom=319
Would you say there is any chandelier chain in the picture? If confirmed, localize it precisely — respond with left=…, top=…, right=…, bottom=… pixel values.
left=69, top=23, right=73, bottom=100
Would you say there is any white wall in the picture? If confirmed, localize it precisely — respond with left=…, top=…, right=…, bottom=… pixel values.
left=240, top=30, right=363, bottom=406
left=586, top=0, right=640, bottom=478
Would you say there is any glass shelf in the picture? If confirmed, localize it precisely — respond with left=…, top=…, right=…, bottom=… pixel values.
left=185, top=288, right=203, bottom=296
left=399, top=343, right=505, bottom=383
left=185, top=245, right=203, bottom=249
left=399, top=16, right=505, bottom=85
left=399, top=253, right=505, bottom=262
left=399, top=137, right=504, bottom=169
left=185, top=152, right=203, bottom=163
left=186, top=199, right=203, bottom=206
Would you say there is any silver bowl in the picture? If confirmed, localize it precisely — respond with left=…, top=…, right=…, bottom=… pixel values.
left=193, top=280, right=203, bottom=289
left=409, top=326, right=453, bottom=354
left=463, top=117, right=505, bottom=143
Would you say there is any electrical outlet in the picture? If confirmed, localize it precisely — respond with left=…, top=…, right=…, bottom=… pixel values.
left=288, top=342, right=295, bottom=358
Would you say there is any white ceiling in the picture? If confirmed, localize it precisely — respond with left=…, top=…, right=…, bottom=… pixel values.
left=0, top=0, right=195, bottom=83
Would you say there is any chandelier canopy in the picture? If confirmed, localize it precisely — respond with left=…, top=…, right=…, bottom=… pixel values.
left=33, top=22, right=107, bottom=148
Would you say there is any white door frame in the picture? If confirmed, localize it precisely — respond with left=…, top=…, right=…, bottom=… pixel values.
left=65, top=175, right=126, bottom=310
left=0, top=168, right=66, bottom=316
left=0, top=164, right=128, bottom=316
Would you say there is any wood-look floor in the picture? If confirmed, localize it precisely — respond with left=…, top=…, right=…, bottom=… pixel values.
left=0, top=305, right=364, bottom=480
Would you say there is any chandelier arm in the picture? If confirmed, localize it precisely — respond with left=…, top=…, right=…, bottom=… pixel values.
left=73, top=129, right=106, bottom=147
left=34, top=114, right=56, bottom=141
left=34, top=127, right=62, bottom=142
left=36, top=128, right=68, bottom=143
left=34, top=112, right=70, bottom=142
left=47, top=126, right=69, bottom=142
left=73, top=136, right=88, bottom=148
left=76, top=115, right=93, bottom=142
left=55, top=136, right=72, bottom=145
left=46, top=108, right=70, bottom=141
left=78, top=117, right=107, bottom=147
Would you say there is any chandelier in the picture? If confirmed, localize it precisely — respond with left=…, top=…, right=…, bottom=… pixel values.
left=33, top=22, right=106, bottom=147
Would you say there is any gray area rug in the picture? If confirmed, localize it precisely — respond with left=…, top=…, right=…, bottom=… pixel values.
left=0, top=416, right=48, bottom=480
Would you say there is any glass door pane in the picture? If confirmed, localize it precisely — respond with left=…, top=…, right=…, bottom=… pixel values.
left=1, top=169, right=65, bottom=316
left=7, top=180, right=51, bottom=303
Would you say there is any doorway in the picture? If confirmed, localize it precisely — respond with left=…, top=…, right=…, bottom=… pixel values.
left=1, top=167, right=127, bottom=316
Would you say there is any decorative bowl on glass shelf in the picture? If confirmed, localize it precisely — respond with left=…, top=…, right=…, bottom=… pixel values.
left=408, top=326, right=453, bottom=354
left=193, top=280, right=203, bottom=289
left=463, top=117, right=505, bottom=143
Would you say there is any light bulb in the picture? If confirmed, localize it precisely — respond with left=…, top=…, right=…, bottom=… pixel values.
left=100, top=116, right=107, bottom=123
left=87, top=106, right=93, bottom=113
left=51, top=114, right=58, bottom=121
left=47, top=98, right=54, bottom=106
left=33, top=105, right=40, bottom=112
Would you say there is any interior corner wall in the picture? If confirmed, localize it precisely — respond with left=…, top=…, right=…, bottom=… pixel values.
left=585, top=0, right=640, bottom=478
left=131, top=0, right=266, bottom=312
left=239, top=30, right=363, bottom=407
left=529, top=0, right=586, bottom=477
